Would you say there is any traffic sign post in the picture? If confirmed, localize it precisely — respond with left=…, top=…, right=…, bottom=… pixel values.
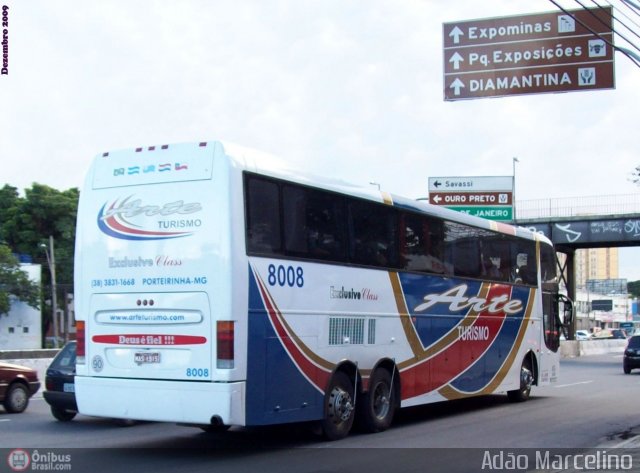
left=443, top=7, right=615, bottom=100
left=428, top=176, right=514, bottom=222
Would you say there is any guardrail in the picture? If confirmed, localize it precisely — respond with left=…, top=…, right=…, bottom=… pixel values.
left=560, top=339, right=627, bottom=358
left=517, top=194, right=640, bottom=220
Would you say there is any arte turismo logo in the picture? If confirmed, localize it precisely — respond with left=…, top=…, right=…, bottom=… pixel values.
left=97, top=195, right=203, bottom=241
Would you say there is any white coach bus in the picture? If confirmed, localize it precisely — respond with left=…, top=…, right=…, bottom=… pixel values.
left=74, top=140, right=571, bottom=440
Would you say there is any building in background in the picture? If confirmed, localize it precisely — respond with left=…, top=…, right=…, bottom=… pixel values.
left=574, top=248, right=618, bottom=289
left=0, top=263, right=42, bottom=350
left=574, top=289, right=630, bottom=332
left=570, top=248, right=634, bottom=332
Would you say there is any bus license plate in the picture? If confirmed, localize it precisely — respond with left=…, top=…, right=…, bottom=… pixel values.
left=134, top=352, right=161, bottom=365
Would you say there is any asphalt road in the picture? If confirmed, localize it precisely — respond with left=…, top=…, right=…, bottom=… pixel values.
left=2, top=353, right=639, bottom=473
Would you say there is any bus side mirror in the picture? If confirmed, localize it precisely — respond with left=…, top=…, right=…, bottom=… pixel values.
left=555, top=294, right=574, bottom=326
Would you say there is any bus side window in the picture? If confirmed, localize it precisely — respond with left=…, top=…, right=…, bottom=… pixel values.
left=246, top=177, right=282, bottom=255
left=479, top=237, right=516, bottom=283
left=400, top=213, right=425, bottom=271
left=349, top=200, right=399, bottom=268
left=283, top=185, right=346, bottom=262
left=511, top=242, right=537, bottom=285
left=540, top=244, right=558, bottom=284
left=444, top=222, right=483, bottom=279
left=400, top=213, right=446, bottom=274
left=450, top=239, right=481, bottom=278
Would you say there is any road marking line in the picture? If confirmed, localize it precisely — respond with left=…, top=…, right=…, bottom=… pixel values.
left=0, top=419, right=10, bottom=423
left=554, top=380, right=594, bottom=388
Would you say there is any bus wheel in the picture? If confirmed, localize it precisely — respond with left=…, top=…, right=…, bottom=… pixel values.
left=321, top=371, right=355, bottom=441
left=200, top=424, right=231, bottom=433
left=507, top=358, right=533, bottom=402
left=358, top=368, right=396, bottom=433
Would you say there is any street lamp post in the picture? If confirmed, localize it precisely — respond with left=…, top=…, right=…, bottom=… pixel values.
left=512, top=157, right=519, bottom=222
left=41, top=236, right=59, bottom=348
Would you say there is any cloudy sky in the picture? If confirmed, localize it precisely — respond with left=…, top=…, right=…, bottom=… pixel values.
left=1, top=1, right=639, bottom=277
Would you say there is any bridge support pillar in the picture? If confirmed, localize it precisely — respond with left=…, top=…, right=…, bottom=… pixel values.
left=559, top=249, right=577, bottom=339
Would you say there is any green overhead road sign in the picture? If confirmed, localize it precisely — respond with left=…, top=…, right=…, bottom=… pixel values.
left=446, top=206, right=513, bottom=221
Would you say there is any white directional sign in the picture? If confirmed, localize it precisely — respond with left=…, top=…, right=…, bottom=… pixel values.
left=428, top=176, right=514, bottom=221
left=428, top=176, right=513, bottom=192
left=443, top=7, right=615, bottom=100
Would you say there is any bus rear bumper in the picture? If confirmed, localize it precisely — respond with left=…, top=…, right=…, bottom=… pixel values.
left=75, top=376, right=246, bottom=426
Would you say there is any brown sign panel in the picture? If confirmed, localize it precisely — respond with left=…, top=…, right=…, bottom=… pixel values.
left=444, top=34, right=614, bottom=75
left=443, top=7, right=613, bottom=48
left=443, top=7, right=615, bottom=100
left=429, top=192, right=513, bottom=206
left=445, top=62, right=615, bottom=100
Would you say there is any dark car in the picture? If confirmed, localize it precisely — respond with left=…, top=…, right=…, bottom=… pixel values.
left=612, top=329, right=628, bottom=340
left=623, top=335, right=640, bottom=374
left=43, top=341, right=136, bottom=425
left=0, top=361, right=41, bottom=413
left=43, top=341, right=78, bottom=421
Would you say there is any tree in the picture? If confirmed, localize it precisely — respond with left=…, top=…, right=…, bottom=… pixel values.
left=0, top=184, right=19, bottom=244
left=628, top=280, right=640, bottom=299
left=0, top=184, right=78, bottom=284
left=0, top=184, right=79, bottom=341
left=0, top=244, right=40, bottom=316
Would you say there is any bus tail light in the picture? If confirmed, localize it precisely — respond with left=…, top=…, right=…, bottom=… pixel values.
left=216, top=321, right=235, bottom=369
left=76, top=321, right=86, bottom=365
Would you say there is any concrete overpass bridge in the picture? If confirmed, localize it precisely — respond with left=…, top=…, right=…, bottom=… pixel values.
left=515, top=193, right=640, bottom=251
left=514, top=193, right=640, bottom=337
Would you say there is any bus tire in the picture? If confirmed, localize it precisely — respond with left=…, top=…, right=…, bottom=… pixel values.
left=200, top=424, right=231, bottom=433
left=321, top=371, right=355, bottom=441
left=507, top=358, right=534, bottom=402
left=358, top=368, right=396, bottom=433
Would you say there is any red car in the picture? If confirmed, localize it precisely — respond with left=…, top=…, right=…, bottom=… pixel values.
left=0, top=361, right=41, bottom=413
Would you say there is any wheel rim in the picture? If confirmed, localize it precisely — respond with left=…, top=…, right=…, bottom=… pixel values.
left=11, top=388, right=27, bottom=411
left=371, top=381, right=391, bottom=420
left=328, top=385, right=354, bottom=423
left=521, top=365, right=533, bottom=392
